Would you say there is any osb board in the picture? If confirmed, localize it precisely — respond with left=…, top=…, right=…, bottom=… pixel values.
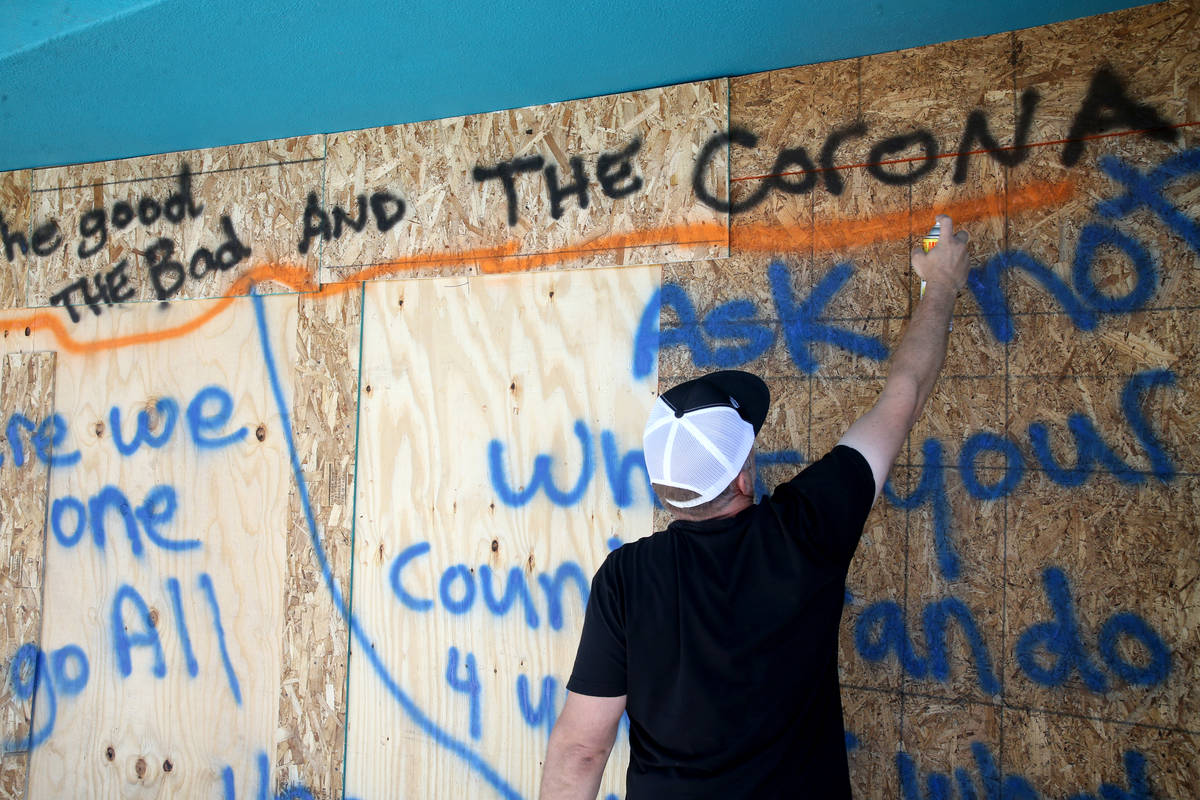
left=658, top=254, right=797, bottom=382
left=26, top=136, right=323, bottom=312
left=842, top=688, right=901, bottom=800
left=733, top=54, right=916, bottom=321
left=0, top=170, right=30, bottom=311
left=0, top=754, right=25, bottom=800
left=656, top=253, right=910, bottom=392
left=1015, top=0, right=1198, bottom=144
left=1008, top=367, right=1199, bottom=477
left=20, top=294, right=298, bottom=798
left=0, top=351, right=54, bottom=800
left=840, top=465, right=908, bottom=693
left=1009, top=307, right=1197, bottom=379
left=903, top=460, right=1006, bottom=704
left=728, top=31, right=1015, bottom=324
left=344, top=267, right=659, bottom=799
left=320, top=81, right=728, bottom=283
left=798, top=377, right=911, bottom=694
left=1003, top=476, right=1200, bottom=729
left=1003, top=707, right=1199, bottom=797
left=275, top=289, right=360, bottom=794
left=1008, top=0, right=1199, bottom=312
left=876, top=36, right=1011, bottom=375
left=898, top=700, right=1002, bottom=794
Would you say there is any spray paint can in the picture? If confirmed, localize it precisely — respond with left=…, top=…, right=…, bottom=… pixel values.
left=919, top=221, right=939, bottom=298
left=921, top=221, right=940, bottom=253
left=917, top=220, right=953, bottom=330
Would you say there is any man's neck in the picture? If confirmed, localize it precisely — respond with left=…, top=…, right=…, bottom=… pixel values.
left=703, top=494, right=754, bottom=521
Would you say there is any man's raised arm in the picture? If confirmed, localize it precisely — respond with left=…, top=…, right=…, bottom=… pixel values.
left=839, top=214, right=971, bottom=499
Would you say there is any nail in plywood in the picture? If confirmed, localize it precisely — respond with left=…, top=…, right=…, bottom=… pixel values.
left=24, top=294, right=297, bottom=799
left=275, top=289, right=360, bottom=795
left=0, top=351, right=55, bottom=800
left=27, top=136, right=323, bottom=313
left=344, top=267, right=659, bottom=799
left=321, top=81, right=727, bottom=283
left=0, top=171, right=30, bottom=311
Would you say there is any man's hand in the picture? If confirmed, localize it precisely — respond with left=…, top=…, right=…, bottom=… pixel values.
left=839, top=215, right=970, bottom=498
left=912, top=214, right=970, bottom=293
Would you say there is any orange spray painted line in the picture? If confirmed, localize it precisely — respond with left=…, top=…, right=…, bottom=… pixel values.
left=0, top=177, right=1074, bottom=355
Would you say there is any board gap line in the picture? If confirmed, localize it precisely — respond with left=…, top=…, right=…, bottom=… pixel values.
left=732, top=120, right=1200, bottom=182
left=664, top=373, right=1198, bottom=384
left=659, top=306, right=1200, bottom=325
left=1000, top=128, right=1014, bottom=756
left=840, top=682, right=1200, bottom=737
left=30, top=157, right=325, bottom=193
left=761, top=460, right=1200, bottom=480
left=323, top=237, right=729, bottom=273
left=340, top=278, right=368, bottom=797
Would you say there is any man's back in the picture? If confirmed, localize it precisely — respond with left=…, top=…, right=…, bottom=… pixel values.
left=568, top=446, right=874, bottom=798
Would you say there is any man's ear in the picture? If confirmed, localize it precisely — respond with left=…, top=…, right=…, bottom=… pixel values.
left=736, top=470, right=755, bottom=498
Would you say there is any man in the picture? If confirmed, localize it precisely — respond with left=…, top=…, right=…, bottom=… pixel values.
left=539, top=216, right=971, bottom=798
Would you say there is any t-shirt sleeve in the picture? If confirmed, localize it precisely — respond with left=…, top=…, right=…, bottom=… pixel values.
left=566, top=551, right=628, bottom=697
left=768, top=444, right=876, bottom=567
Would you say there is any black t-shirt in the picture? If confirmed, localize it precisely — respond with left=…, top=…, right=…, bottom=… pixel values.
left=567, top=445, right=875, bottom=799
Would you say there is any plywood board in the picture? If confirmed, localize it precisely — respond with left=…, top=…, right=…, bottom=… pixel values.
left=344, top=267, right=659, bottom=799
left=275, top=289, right=360, bottom=795
left=1009, top=0, right=1199, bottom=313
left=842, top=687, right=901, bottom=800
left=27, top=136, right=323, bottom=314
left=0, top=170, right=30, bottom=312
left=0, top=351, right=55, bottom=800
left=321, top=81, right=728, bottom=283
left=658, top=254, right=788, bottom=381
left=1003, top=707, right=1200, bottom=797
left=904, top=463, right=1006, bottom=704
left=899, top=701, right=1002, bottom=796
left=727, top=58, right=849, bottom=261
left=840, top=465, right=908, bottom=694
left=22, top=293, right=297, bottom=799
left=1003, top=434, right=1198, bottom=732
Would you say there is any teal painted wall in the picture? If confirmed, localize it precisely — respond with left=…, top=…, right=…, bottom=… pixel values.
left=0, top=0, right=1148, bottom=171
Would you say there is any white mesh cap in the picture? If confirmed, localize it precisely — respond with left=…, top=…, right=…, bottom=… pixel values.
left=642, top=371, right=770, bottom=509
